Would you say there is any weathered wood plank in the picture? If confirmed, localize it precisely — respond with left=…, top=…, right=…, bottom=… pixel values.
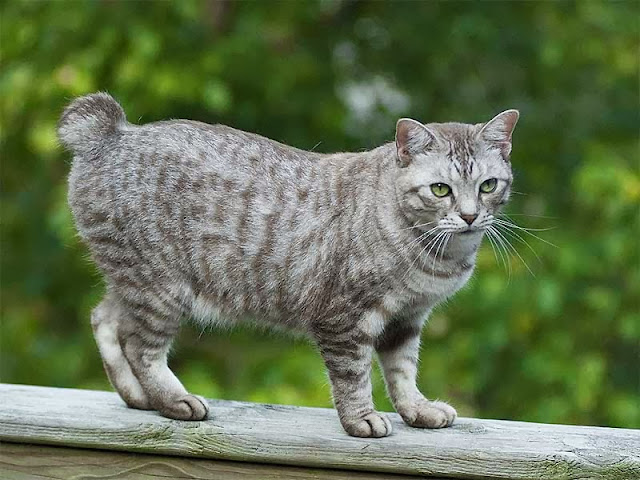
left=0, top=384, right=638, bottom=479
left=0, top=443, right=428, bottom=480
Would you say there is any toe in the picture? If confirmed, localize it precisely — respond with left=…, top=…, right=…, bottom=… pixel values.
left=402, top=399, right=457, bottom=428
left=415, top=407, right=448, bottom=428
left=180, top=394, right=209, bottom=420
left=344, top=412, right=392, bottom=438
left=364, top=413, right=390, bottom=438
left=431, top=401, right=457, bottom=425
left=157, top=394, right=209, bottom=421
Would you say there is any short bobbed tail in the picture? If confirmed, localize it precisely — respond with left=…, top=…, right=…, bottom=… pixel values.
left=58, top=92, right=127, bottom=156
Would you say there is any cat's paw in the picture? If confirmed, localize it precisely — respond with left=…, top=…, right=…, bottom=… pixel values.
left=343, top=411, right=393, bottom=438
left=399, top=399, right=457, bottom=429
left=157, top=394, right=209, bottom=421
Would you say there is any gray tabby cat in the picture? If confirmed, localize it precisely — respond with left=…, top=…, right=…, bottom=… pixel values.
left=58, top=92, right=518, bottom=438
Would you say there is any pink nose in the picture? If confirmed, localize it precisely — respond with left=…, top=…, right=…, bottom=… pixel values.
left=460, top=214, right=477, bottom=225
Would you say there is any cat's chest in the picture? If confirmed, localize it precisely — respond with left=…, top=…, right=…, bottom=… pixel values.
left=382, top=261, right=475, bottom=315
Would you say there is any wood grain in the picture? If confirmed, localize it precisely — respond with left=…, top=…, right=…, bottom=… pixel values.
left=0, top=384, right=638, bottom=479
left=0, top=443, right=428, bottom=480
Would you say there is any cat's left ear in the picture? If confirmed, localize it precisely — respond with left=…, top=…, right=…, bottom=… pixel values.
left=479, top=110, right=519, bottom=160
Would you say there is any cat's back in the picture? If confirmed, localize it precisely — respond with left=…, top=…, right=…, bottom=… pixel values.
left=60, top=93, right=321, bottom=223
left=61, top=94, right=313, bottom=184
left=59, top=93, right=346, bottom=310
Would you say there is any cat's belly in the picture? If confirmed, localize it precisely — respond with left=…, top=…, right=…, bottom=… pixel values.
left=174, top=251, right=475, bottom=330
left=178, top=281, right=307, bottom=331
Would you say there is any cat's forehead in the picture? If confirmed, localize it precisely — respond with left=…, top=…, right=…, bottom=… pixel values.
left=430, top=123, right=477, bottom=168
left=428, top=121, right=478, bottom=140
left=427, top=122, right=508, bottom=180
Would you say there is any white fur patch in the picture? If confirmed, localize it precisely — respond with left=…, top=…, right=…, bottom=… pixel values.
left=191, top=294, right=224, bottom=326
left=93, top=320, right=147, bottom=402
left=364, top=309, right=387, bottom=337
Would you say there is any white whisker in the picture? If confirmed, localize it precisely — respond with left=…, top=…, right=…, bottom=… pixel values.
left=400, top=220, right=437, bottom=231
left=488, top=226, right=512, bottom=280
left=494, top=218, right=558, bottom=247
left=497, top=219, right=556, bottom=232
left=422, top=232, right=445, bottom=269
left=402, top=230, right=445, bottom=280
left=493, top=222, right=542, bottom=264
left=406, top=226, right=440, bottom=250
left=491, top=225, right=535, bottom=277
left=431, top=232, right=449, bottom=274
left=484, top=230, right=501, bottom=268
left=501, top=213, right=557, bottom=219
left=433, top=232, right=451, bottom=275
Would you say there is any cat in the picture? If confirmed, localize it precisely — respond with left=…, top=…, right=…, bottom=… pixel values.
left=58, top=92, right=518, bottom=438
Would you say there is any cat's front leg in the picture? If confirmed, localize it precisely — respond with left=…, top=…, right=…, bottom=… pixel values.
left=376, top=315, right=457, bottom=428
left=314, top=322, right=392, bottom=438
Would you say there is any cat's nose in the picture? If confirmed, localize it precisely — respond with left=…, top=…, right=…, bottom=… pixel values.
left=460, top=214, right=478, bottom=225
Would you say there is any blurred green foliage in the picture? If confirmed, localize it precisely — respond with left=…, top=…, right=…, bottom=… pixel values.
left=1, top=1, right=638, bottom=428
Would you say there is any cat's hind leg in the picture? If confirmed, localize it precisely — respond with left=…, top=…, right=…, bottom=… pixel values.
left=91, top=292, right=150, bottom=410
left=117, top=295, right=209, bottom=421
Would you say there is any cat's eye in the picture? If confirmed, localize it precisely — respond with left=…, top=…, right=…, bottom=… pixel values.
left=430, top=183, right=451, bottom=197
left=480, top=178, right=498, bottom=193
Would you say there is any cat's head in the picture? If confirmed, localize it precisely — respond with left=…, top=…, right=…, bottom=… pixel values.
left=394, top=110, right=519, bottom=238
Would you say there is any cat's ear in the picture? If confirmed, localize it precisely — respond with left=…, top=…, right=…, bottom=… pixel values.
left=478, top=109, right=519, bottom=160
left=395, top=118, right=437, bottom=167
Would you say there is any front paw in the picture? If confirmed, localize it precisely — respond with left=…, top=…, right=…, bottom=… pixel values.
left=342, top=411, right=393, bottom=438
left=399, top=399, right=457, bottom=428
left=156, top=394, right=210, bottom=421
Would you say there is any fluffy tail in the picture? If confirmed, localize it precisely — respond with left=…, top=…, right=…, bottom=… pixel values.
left=58, top=92, right=127, bottom=156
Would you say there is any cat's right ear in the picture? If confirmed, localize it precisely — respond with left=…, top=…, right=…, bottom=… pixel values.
left=395, top=118, right=436, bottom=167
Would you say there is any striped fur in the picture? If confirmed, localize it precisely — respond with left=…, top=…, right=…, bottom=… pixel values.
left=60, top=93, right=518, bottom=438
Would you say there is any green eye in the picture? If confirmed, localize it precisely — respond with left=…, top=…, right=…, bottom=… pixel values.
left=480, top=178, right=498, bottom=193
left=430, top=183, right=451, bottom=197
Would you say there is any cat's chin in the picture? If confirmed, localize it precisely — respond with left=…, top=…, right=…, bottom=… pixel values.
left=455, top=229, right=484, bottom=236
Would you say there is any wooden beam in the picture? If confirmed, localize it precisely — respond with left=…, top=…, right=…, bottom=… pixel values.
left=0, top=443, right=428, bottom=480
left=0, top=384, right=638, bottom=479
